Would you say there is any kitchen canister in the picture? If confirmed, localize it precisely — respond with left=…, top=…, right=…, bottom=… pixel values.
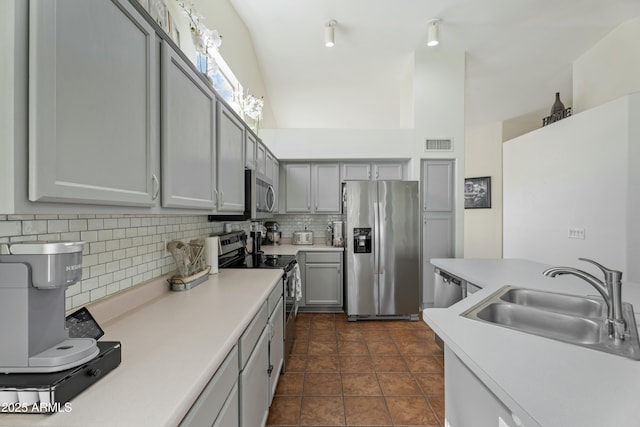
left=204, top=236, right=219, bottom=274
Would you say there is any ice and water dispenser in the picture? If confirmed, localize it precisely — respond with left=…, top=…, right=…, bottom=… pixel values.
left=353, top=228, right=372, bottom=253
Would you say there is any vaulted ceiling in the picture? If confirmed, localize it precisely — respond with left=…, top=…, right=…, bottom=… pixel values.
left=228, top=0, right=640, bottom=130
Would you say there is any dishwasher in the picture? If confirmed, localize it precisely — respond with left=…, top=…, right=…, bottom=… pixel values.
left=433, top=268, right=466, bottom=349
left=434, top=268, right=466, bottom=308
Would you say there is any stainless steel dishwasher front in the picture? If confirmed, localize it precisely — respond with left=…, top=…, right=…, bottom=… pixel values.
left=434, top=268, right=466, bottom=308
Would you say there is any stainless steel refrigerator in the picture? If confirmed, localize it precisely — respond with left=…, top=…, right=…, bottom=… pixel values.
left=345, top=180, right=420, bottom=321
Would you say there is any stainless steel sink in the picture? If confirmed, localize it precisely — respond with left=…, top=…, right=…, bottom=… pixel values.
left=499, top=288, right=605, bottom=318
left=461, top=286, right=640, bottom=360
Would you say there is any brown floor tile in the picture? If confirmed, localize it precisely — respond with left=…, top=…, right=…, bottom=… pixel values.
left=361, top=329, right=392, bottom=341
left=377, top=373, right=422, bottom=396
left=372, top=356, right=409, bottom=372
left=389, top=328, right=434, bottom=342
left=309, top=329, right=339, bottom=342
left=366, top=340, right=400, bottom=356
left=309, top=340, right=339, bottom=355
left=304, top=373, right=343, bottom=395
left=295, top=328, right=310, bottom=341
left=395, top=340, right=433, bottom=356
left=386, top=396, right=440, bottom=426
left=275, top=372, right=305, bottom=395
left=338, top=340, right=369, bottom=355
left=291, top=339, right=309, bottom=355
left=404, top=356, right=445, bottom=373
left=285, top=355, right=307, bottom=372
left=336, top=329, right=365, bottom=341
left=267, top=396, right=302, bottom=426
left=344, top=396, right=392, bottom=426
left=300, top=396, right=346, bottom=426
left=427, top=396, right=445, bottom=426
left=310, top=319, right=336, bottom=330
left=341, top=373, right=382, bottom=396
left=340, top=355, right=375, bottom=373
left=414, top=373, right=445, bottom=396
left=307, top=355, right=340, bottom=372
left=384, top=320, right=417, bottom=329
left=297, top=312, right=314, bottom=323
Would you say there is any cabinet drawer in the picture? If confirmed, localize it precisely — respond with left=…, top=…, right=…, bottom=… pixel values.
left=180, top=345, right=238, bottom=427
left=267, top=280, right=283, bottom=315
left=305, top=252, right=341, bottom=263
left=239, top=302, right=268, bottom=369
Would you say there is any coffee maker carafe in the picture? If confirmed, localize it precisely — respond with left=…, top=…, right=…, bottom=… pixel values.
left=0, top=241, right=99, bottom=373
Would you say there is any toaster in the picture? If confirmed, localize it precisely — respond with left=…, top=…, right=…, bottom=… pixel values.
left=292, top=231, right=314, bottom=245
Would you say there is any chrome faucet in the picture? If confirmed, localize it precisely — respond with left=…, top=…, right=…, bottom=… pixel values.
left=543, top=258, right=627, bottom=341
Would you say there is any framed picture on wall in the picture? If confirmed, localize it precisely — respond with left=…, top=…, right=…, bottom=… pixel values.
left=464, top=176, right=491, bottom=209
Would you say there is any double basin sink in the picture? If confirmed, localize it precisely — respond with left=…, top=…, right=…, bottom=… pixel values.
left=461, top=286, right=640, bottom=360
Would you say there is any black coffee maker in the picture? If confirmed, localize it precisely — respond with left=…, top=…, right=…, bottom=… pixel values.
left=250, top=222, right=263, bottom=255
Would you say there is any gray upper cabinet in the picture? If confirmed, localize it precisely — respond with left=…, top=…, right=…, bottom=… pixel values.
left=217, top=102, right=245, bottom=212
left=423, top=160, right=454, bottom=212
left=285, top=164, right=311, bottom=212
left=342, top=163, right=371, bottom=181
left=29, top=0, right=158, bottom=207
left=272, top=159, right=280, bottom=213
left=265, top=151, right=275, bottom=182
left=245, top=132, right=257, bottom=170
left=342, top=162, right=405, bottom=181
left=374, top=163, right=404, bottom=180
left=256, top=142, right=267, bottom=175
left=312, top=164, right=341, bottom=213
left=161, top=42, right=216, bottom=210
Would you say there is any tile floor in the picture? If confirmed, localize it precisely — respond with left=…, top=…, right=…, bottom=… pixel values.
left=267, top=312, right=445, bottom=427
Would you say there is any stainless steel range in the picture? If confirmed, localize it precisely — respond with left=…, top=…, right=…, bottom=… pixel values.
left=215, top=231, right=298, bottom=370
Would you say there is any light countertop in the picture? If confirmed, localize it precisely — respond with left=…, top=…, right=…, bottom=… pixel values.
left=259, top=243, right=344, bottom=256
left=424, top=258, right=640, bottom=427
left=0, top=269, right=283, bottom=426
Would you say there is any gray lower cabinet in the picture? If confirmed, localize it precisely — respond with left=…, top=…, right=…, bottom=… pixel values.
left=303, top=252, right=343, bottom=308
left=161, top=41, right=216, bottom=209
left=180, top=346, right=239, bottom=427
left=239, top=328, right=270, bottom=427
left=268, top=297, right=284, bottom=404
left=217, top=103, right=245, bottom=212
left=29, top=0, right=158, bottom=207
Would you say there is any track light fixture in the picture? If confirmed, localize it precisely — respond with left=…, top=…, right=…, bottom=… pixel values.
left=325, top=20, right=337, bottom=47
left=427, top=18, right=441, bottom=47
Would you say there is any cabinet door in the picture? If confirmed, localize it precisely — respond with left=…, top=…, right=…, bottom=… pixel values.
left=29, top=0, right=157, bottom=207
left=217, top=103, right=245, bottom=212
left=313, top=164, right=341, bottom=213
left=285, top=164, right=311, bottom=213
left=273, top=160, right=280, bottom=213
left=374, top=163, right=404, bottom=181
left=268, top=297, right=284, bottom=404
left=213, top=384, right=239, bottom=427
left=256, top=143, right=267, bottom=175
left=161, top=42, right=216, bottom=209
left=421, top=160, right=455, bottom=308
left=265, top=152, right=275, bottom=181
left=305, top=263, right=342, bottom=306
left=245, top=132, right=257, bottom=170
left=239, top=328, right=269, bottom=427
left=342, top=163, right=371, bottom=181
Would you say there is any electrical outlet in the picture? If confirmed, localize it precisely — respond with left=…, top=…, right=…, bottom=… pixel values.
left=568, top=227, right=586, bottom=239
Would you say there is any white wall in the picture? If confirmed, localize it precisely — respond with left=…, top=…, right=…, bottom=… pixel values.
left=503, top=95, right=633, bottom=276
left=464, top=122, right=502, bottom=258
left=573, top=16, right=640, bottom=114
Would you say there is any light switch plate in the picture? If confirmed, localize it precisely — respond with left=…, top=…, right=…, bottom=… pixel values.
left=568, top=227, right=586, bottom=239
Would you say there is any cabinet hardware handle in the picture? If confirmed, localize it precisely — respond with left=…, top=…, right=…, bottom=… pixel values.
left=220, top=191, right=224, bottom=207
left=152, top=174, right=159, bottom=200
left=267, top=364, right=274, bottom=375
left=213, top=189, right=219, bottom=206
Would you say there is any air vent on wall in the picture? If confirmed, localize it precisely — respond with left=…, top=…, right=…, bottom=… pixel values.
left=425, top=138, right=453, bottom=151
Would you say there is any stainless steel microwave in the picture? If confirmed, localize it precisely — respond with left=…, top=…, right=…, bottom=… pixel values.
left=208, top=169, right=275, bottom=221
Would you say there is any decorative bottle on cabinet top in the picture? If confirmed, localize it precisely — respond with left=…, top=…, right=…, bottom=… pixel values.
left=551, top=92, right=565, bottom=115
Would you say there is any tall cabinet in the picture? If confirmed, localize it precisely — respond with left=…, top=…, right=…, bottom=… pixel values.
left=421, top=160, right=455, bottom=308
left=28, top=0, right=158, bottom=207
